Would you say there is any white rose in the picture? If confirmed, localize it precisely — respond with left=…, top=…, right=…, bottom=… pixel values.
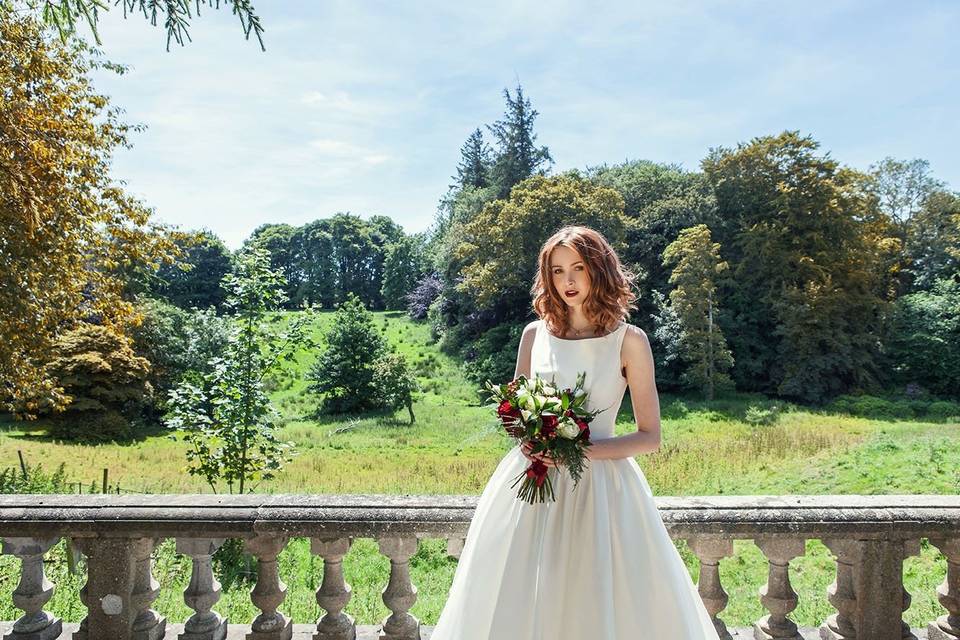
left=518, top=393, right=534, bottom=411
left=558, top=419, right=580, bottom=439
left=521, top=409, right=532, bottom=423
left=542, top=384, right=556, bottom=396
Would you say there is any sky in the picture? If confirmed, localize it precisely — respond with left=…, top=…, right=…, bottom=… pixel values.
left=88, top=0, right=960, bottom=249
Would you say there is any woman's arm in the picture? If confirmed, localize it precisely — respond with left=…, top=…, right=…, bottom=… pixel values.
left=585, top=325, right=662, bottom=461
left=513, top=321, right=538, bottom=380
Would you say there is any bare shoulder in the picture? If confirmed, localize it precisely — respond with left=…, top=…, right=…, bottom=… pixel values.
left=621, top=323, right=653, bottom=361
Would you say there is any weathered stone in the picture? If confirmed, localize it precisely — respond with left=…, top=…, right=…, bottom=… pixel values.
left=310, top=536, right=355, bottom=640
left=689, top=536, right=734, bottom=640
left=376, top=536, right=420, bottom=640
left=178, top=537, right=228, bottom=640
left=0, top=536, right=62, bottom=640
left=754, top=537, right=805, bottom=640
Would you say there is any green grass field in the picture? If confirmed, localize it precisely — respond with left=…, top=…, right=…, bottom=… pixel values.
left=0, top=310, right=957, bottom=628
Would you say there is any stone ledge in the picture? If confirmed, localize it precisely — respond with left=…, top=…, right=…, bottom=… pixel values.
left=2, top=493, right=959, bottom=539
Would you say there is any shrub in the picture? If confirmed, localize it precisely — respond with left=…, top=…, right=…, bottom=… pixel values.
left=744, top=403, right=782, bottom=426
left=43, top=323, right=152, bottom=442
left=0, top=461, right=70, bottom=494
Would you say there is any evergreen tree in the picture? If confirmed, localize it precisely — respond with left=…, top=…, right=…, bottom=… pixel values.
left=307, top=293, right=388, bottom=413
left=487, top=84, right=553, bottom=198
left=455, top=128, right=492, bottom=189
left=662, top=225, right=734, bottom=400
left=382, top=236, right=426, bottom=311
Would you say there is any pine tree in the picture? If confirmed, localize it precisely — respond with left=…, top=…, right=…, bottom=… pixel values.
left=662, top=225, right=735, bottom=400
left=454, top=128, right=492, bottom=189
left=307, top=293, right=389, bottom=413
left=487, top=84, right=553, bottom=198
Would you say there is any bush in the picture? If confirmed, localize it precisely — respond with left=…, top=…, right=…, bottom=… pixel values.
left=744, top=403, right=782, bottom=426
left=43, top=323, right=151, bottom=441
left=0, top=461, right=70, bottom=494
left=926, top=401, right=960, bottom=421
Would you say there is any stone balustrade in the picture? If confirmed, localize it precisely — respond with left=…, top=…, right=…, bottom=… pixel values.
left=0, top=494, right=958, bottom=640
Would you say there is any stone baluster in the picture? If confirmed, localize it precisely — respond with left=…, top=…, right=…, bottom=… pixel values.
left=131, top=537, right=166, bottom=640
left=687, top=537, right=734, bottom=640
left=177, top=537, right=229, bottom=640
left=899, top=540, right=921, bottom=640
left=244, top=534, right=293, bottom=640
left=376, top=535, right=421, bottom=640
left=820, top=538, right=861, bottom=640
left=310, top=536, right=356, bottom=640
left=1, top=536, right=63, bottom=640
left=71, top=538, right=93, bottom=640
left=929, top=537, right=960, bottom=640
left=446, top=538, right=465, bottom=560
left=753, top=537, right=805, bottom=640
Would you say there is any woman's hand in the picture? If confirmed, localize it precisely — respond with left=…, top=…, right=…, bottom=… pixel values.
left=521, top=440, right=559, bottom=468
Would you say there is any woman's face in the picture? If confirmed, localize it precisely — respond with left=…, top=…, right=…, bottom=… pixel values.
left=549, top=244, right=591, bottom=307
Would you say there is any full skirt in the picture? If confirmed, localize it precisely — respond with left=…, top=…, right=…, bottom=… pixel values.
left=430, top=445, right=720, bottom=640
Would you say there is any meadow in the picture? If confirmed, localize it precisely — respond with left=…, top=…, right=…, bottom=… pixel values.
left=0, top=311, right=957, bottom=629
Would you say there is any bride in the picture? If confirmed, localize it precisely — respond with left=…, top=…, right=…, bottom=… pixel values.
left=429, top=225, right=720, bottom=639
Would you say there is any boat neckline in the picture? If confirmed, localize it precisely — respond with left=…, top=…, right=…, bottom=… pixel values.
left=543, top=319, right=625, bottom=342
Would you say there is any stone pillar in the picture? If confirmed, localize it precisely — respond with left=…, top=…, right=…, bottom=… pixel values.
left=928, top=537, right=960, bottom=640
left=821, top=538, right=919, bottom=640
left=177, top=537, right=229, bottom=640
left=131, top=537, right=166, bottom=640
left=445, top=538, right=465, bottom=560
left=753, top=537, right=805, bottom=640
left=244, top=534, right=293, bottom=640
left=1, top=536, right=63, bottom=640
left=688, top=537, right=734, bottom=640
left=376, top=535, right=421, bottom=640
left=71, top=537, right=159, bottom=640
left=310, top=536, right=356, bottom=640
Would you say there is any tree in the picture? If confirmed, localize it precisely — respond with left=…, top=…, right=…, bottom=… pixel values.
left=307, top=293, right=388, bottom=414
left=662, top=225, right=734, bottom=400
left=382, top=235, right=427, bottom=312
left=868, top=157, right=945, bottom=232
left=130, top=297, right=230, bottom=411
left=487, top=84, right=553, bottom=198
left=702, top=131, right=896, bottom=402
left=245, top=223, right=301, bottom=307
left=586, top=160, right=719, bottom=328
left=903, top=189, right=960, bottom=291
left=883, top=277, right=960, bottom=397
left=44, top=323, right=153, bottom=442
left=14, top=0, right=265, bottom=51
left=454, top=174, right=626, bottom=315
left=372, top=352, right=419, bottom=424
left=151, top=230, right=233, bottom=310
left=455, top=128, right=492, bottom=189
left=164, top=246, right=310, bottom=493
left=0, top=12, right=180, bottom=417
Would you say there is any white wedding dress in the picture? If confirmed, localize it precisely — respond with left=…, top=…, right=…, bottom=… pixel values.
left=430, top=319, right=720, bottom=640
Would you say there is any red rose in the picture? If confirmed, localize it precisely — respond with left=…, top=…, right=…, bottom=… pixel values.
left=541, top=414, right=558, bottom=438
left=575, top=417, right=588, bottom=431
left=497, top=399, right=520, bottom=424
left=526, top=459, right=549, bottom=486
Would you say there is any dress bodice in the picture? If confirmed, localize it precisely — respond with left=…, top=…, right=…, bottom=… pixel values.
left=529, top=318, right=628, bottom=440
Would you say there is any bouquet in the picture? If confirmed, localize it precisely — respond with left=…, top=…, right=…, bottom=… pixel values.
left=483, top=372, right=605, bottom=504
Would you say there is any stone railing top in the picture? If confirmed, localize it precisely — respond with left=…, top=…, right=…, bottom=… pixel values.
left=0, top=494, right=957, bottom=539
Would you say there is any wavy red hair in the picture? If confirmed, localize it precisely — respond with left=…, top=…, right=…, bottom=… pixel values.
left=531, top=225, right=639, bottom=337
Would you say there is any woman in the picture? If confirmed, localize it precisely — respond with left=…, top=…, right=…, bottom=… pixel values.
left=430, top=225, right=720, bottom=639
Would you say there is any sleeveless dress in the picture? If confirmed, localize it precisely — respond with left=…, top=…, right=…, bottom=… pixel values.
left=429, top=319, right=720, bottom=640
